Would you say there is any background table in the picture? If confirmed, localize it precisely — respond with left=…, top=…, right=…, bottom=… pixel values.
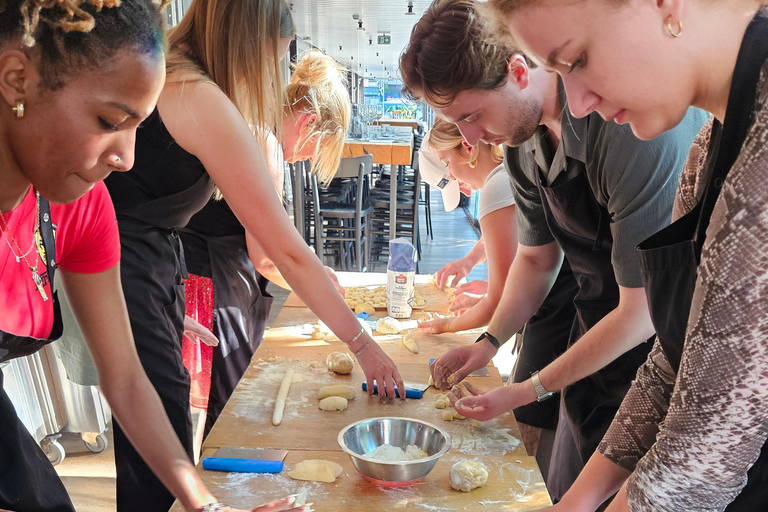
left=170, top=274, right=551, bottom=511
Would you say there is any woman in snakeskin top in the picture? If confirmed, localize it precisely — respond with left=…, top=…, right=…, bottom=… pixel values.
left=481, top=0, right=768, bottom=511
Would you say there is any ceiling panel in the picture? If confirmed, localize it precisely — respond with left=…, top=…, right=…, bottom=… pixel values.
left=290, top=0, right=434, bottom=82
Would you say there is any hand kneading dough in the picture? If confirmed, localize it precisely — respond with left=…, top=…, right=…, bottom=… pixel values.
left=376, top=316, right=403, bottom=334
left=402, top=332, right=419, bottom=354
left=318, top=396, right=348, bottom=411
left=326, top=352, right=354, bottom=374
left=317, top=384, right=356, bottom=400
left=288, top=460, right=343, bottom=483
left=450, top=460, right=489, bottom=492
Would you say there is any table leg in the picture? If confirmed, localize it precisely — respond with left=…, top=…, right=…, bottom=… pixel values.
left=389, top=163, right=397, bottom=240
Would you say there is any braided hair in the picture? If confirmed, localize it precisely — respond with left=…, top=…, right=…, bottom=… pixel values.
left=0, top=0, right=166, bottom=91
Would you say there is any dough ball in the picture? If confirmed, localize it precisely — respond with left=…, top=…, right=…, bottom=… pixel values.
left=288, top=459, right=343, bottom=483
left=442, top=409, right=455, bottom=421
left=326, top=352, right=354, bottom=374
left=317, top=384, right=356, bottom=400
left=310, top=327, right=325, bottom=340
left=318, top=396, right=348, bottom=411
left=376, top=316, right=403, bottom=334
left=449, top=460, right=489, bottom=492
left=355, top=303, right=375, bottom=316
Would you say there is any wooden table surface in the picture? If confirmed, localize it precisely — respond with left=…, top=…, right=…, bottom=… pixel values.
left=170, top=274, right=551, bottom=512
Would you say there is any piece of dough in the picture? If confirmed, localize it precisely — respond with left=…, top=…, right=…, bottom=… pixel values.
left=326, top=352, right=354, bottom=374
left=288, top=459, right=343, bottom=483
left=434, top=394, right=450, bottom=409
left=317, top=384, right=356, bottom=400
left=272, top=368, right=295, bottom=426
left=450, top=460, right=489, bottom=492
left=442, top=408, right=465, bottom=421
left=310, top=327, right=325, bottom=340
left=355, top=303, right=375, bottom=316
left=362, top=444, right=428, bottom=462
left=402, top=332, right=419, bottom=354
left=377, top=316, right=403, bottom=334
left=318, top=396, right=348, bottom=411
left=471, top=420, right=483, bottom=428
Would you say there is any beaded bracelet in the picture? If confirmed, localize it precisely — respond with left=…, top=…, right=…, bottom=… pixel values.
left=198, top=503, right=227, bottom=512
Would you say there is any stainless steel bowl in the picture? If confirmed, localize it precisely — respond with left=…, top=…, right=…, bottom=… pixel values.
left=338, top=417, right=451, bottom=486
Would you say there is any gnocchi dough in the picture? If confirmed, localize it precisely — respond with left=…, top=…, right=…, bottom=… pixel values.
left=326, top=352, right=354, bottom=374
left=310, top=326, right=325, bottom=340
left=318, top=396, right=348, bottom=411
left=402, top=331, right=419, bottom=354
left=361, top=443, right=429, bottom=462
left=442, top=408, right=465, bottom=421
left=288, top=459, right=343, bottom=483
left=354, top=303, right=376, bottom=316
left=317, top=384, right=356, bottom=400
left=434, top=394, right=450, bottom=409
left=450, top=460, right=489, bottom=492
left=344, top=286, right=427, bottom=310
left=376, top=316, right=403, bottom=334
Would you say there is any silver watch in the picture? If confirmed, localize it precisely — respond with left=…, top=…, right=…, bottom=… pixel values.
left=531, top=371, right=555, bottom=402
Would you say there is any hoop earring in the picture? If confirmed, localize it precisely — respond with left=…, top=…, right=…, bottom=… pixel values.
left=11, top=101, right=24, bottom=118
left=666, top=16, right=683, bottom=38
left=469, top=159, right=478, bottom=169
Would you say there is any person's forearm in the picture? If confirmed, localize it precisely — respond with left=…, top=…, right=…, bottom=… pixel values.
left=246, top=232, right=290, bottom=289
left=445, top=295, right=497, bottom=332
left=536, top=290, right=655, bottom=395
left=486, top=242, right=562, bottom=343
left=100, top=374, right=214, bottom=511
left=559, top=452, right=632, bottom=512
left=464, top=236, right=487, bottom=268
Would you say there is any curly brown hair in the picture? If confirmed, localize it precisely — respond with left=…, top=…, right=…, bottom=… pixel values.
left=399, top=0, right=529, bottom=108
left=0, top=0, right=166, bottom=91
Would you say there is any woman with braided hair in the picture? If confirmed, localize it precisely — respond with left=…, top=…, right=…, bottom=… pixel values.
left=103, top=0, right=403, bottom=509
left=0, top=1, right=305, bottom=511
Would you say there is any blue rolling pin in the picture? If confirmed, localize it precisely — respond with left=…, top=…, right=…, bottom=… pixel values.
left=201, top=457, right=284, bottom=473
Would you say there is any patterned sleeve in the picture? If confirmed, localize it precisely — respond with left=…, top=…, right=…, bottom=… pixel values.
left=625, top=75, right=768, bottom=512
left=597, top=339, right=676, bottom=471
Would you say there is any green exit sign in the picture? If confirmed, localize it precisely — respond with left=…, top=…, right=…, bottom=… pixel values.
left=377, top=34, right=391, bottom=45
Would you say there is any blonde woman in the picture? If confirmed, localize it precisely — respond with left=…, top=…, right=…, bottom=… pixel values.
left=179, top=49, right=351, bottom=440
left=103, top=0, right=403, bottom=509
left=418, top=118, right=518, bottom=334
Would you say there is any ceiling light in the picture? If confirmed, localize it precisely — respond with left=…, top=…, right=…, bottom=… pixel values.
left=405, top=1, right=415, bottom=15
left=358, top=21, right=364, bottom=31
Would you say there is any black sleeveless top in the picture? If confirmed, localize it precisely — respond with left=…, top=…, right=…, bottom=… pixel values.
left=104, top=108, right=214, bottom=229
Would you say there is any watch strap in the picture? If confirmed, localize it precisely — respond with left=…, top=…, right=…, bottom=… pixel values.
left=475, top=331, right=501, bottom=350
left=531, top=370, right=554, bottom=402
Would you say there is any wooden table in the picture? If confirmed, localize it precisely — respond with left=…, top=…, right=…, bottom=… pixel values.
left=343, top=136, right=414, bottom=240
left=170, top=276, right=551, bottom=511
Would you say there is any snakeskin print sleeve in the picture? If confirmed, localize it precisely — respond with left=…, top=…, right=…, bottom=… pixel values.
left=596, top=109, right=714, bottom=473
left=624, top=66, right=768, bottom=512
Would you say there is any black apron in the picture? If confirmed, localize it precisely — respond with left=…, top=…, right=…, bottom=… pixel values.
left=637, top=10, right=768, bottom=510
left=178, top=228, right=274, bottom=438
left=535, top=169, right=653, bottom=500
left=112, top=172, right=215, bottom=512
left=0, top=195, right=74, bottom=512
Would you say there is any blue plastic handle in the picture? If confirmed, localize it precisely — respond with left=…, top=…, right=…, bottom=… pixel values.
left=362, top=382, right=425, bottom=399
left=201, top=457, right=284, bottom=473
left=356, top=312, right=370, bottom=320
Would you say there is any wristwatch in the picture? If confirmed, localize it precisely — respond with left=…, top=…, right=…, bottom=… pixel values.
left=531, top=370, right=555, bottom=402
left=474, top=331, right=501, bottom=350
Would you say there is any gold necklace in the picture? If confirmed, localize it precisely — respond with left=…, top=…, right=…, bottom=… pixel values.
left=0, top=191, right=48, bottom=301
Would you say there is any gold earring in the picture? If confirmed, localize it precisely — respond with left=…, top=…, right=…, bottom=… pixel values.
left=469, top=159, right=478, bottom=168
left=666, top=16, right=682, bottom=38
left=11, top=101, right=24, bottom=118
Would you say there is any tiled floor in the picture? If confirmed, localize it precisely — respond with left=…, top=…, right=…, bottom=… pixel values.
left=55, top=194, right=510, bottom=511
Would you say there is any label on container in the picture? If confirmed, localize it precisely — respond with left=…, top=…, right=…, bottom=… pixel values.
left=387, top=270, right=415, bottom=318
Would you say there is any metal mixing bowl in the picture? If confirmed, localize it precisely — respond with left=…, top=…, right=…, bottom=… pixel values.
left=337, top=417, right=451, bottom=486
